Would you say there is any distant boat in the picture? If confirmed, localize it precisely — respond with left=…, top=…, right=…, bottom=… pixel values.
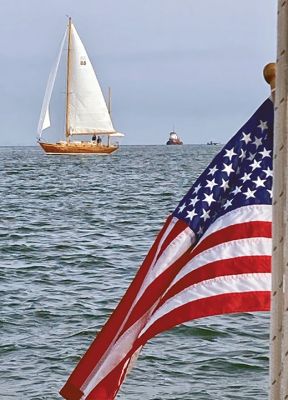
left=207, top=141, right=220, bottom=145
left=37, top=18, right=124, bottom=155
left=166, top=131, right=183, bottom=145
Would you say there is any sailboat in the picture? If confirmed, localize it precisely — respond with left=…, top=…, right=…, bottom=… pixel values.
left=37, top=18, right=124, bottom=155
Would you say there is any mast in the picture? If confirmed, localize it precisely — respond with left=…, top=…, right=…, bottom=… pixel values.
left=108, top=87, right=112, bottom=116
left=108, top=87, right=111, bottom=147
left=65, top=17, right=72, bottom=142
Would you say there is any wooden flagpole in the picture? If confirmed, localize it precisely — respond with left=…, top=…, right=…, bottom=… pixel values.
left=266, top=1, right=288, bottom=398
left=265, top=61, right=283, bottom=400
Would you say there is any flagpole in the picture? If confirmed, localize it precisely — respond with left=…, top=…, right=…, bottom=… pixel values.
left=277, top=6, right=288, bottom=398
left=264, top=62, right=282, bottom=400
left=266, top=2, right=288, bottom=398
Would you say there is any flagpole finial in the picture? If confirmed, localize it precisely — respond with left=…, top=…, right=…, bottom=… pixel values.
left=263, top=63, right=276, bottom=92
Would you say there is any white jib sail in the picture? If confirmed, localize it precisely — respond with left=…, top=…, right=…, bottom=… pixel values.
left=37, top=29, right=67, bottom=138
left=68, top=24, right=115, bottom=135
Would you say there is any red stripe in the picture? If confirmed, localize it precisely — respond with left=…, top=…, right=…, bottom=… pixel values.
left=60, top=215, right=174, bottom=400
left=159, top=255, right=271, bottom=307
left=137, top=291, right=271, bottom=346
left=86, top=357, right=131, bottom=400
left=191, top=221, right=271, bottom=259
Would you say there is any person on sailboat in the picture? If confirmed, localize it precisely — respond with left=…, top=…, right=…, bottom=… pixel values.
left=97, top=136, right=102, bottom=146
left=92, top=134, right=96, bottom=142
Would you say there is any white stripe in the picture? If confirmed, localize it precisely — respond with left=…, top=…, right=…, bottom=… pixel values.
left=83, top=312, right=149, bottom=395
left=134, top=223, right=194, bottom=304
left=140, top=272, right=271, bottom=336
left=150, top=216, right=178, bottom=266
left=173, top=236, right=272, bottom=285
left=198, top=204, right=271, bottom=244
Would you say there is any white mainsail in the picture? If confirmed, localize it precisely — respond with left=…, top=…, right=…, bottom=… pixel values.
left=38, top=20, right=123, bottom=142
left=68, top=24, right=115, bottom=135
left=37, top=29, right=67, bottom=138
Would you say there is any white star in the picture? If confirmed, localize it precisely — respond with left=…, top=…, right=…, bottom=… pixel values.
left=259, top=148, right=271, bottom=158
left=258, top=120, right=268, bottom=132
left=247, top=152, right=256, bottom=161
left=253, top=137, right=262, bottom=149
left=197, top=226, right=204, bottom=236
left=201, top=209, right=211, bottom=221
left=203, top=192, right=216, bottom=206
left=253, top=176, right=266, bottom=188
left=220, top=178, right=229, bottom=192
left=240, top=172, right=252, bottom=183
left=178, top=203, right=186, bottom=213
left=193, top=183, right=202, bottom=194
left=186, top=209, right=198, bottom=220
left=239, top=149, right=246, bottom=161
left=223, top=199, right=233, bottom=210
left=208, top=165, right=218, bottom=175
left=250, top=159, right=262, bottom=171
left=224, top=148, right=237, bottom=161
left=241, top=132, right=252, bottom=144
left=205, top=178, right=217, bottom=191
left=263, top=167, right=273, bottom=178
left=268, top=189, right=273, bottom=198
left=232, top=185, right=242, bottom=195
left=189, top=196, right=199, bottom=207
left=222, top=163, right=234, bottom=176
left=243, top=187, right=256, bottom=199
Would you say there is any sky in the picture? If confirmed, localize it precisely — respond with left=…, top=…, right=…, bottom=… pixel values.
left=0, top=0, right=277, bottom=146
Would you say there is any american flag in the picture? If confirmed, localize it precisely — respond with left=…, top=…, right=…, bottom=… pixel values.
left=60, top=98, right=273, bottom=400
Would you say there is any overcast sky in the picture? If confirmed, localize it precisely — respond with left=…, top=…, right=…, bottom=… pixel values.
left=0, top=0, right=277, bottom=145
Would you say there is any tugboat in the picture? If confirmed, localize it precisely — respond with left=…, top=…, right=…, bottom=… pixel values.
left=166, top=131, right=183, bottom=145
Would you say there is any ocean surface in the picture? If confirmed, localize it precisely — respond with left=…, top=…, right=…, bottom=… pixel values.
left=1, top=145, right=270, bottom=400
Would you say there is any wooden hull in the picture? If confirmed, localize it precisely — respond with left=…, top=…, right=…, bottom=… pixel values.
left=39, top=141, right=119, bottom=155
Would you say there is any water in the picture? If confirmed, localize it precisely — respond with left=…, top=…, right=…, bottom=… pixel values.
left=0, top=145, right=269, bottom=399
